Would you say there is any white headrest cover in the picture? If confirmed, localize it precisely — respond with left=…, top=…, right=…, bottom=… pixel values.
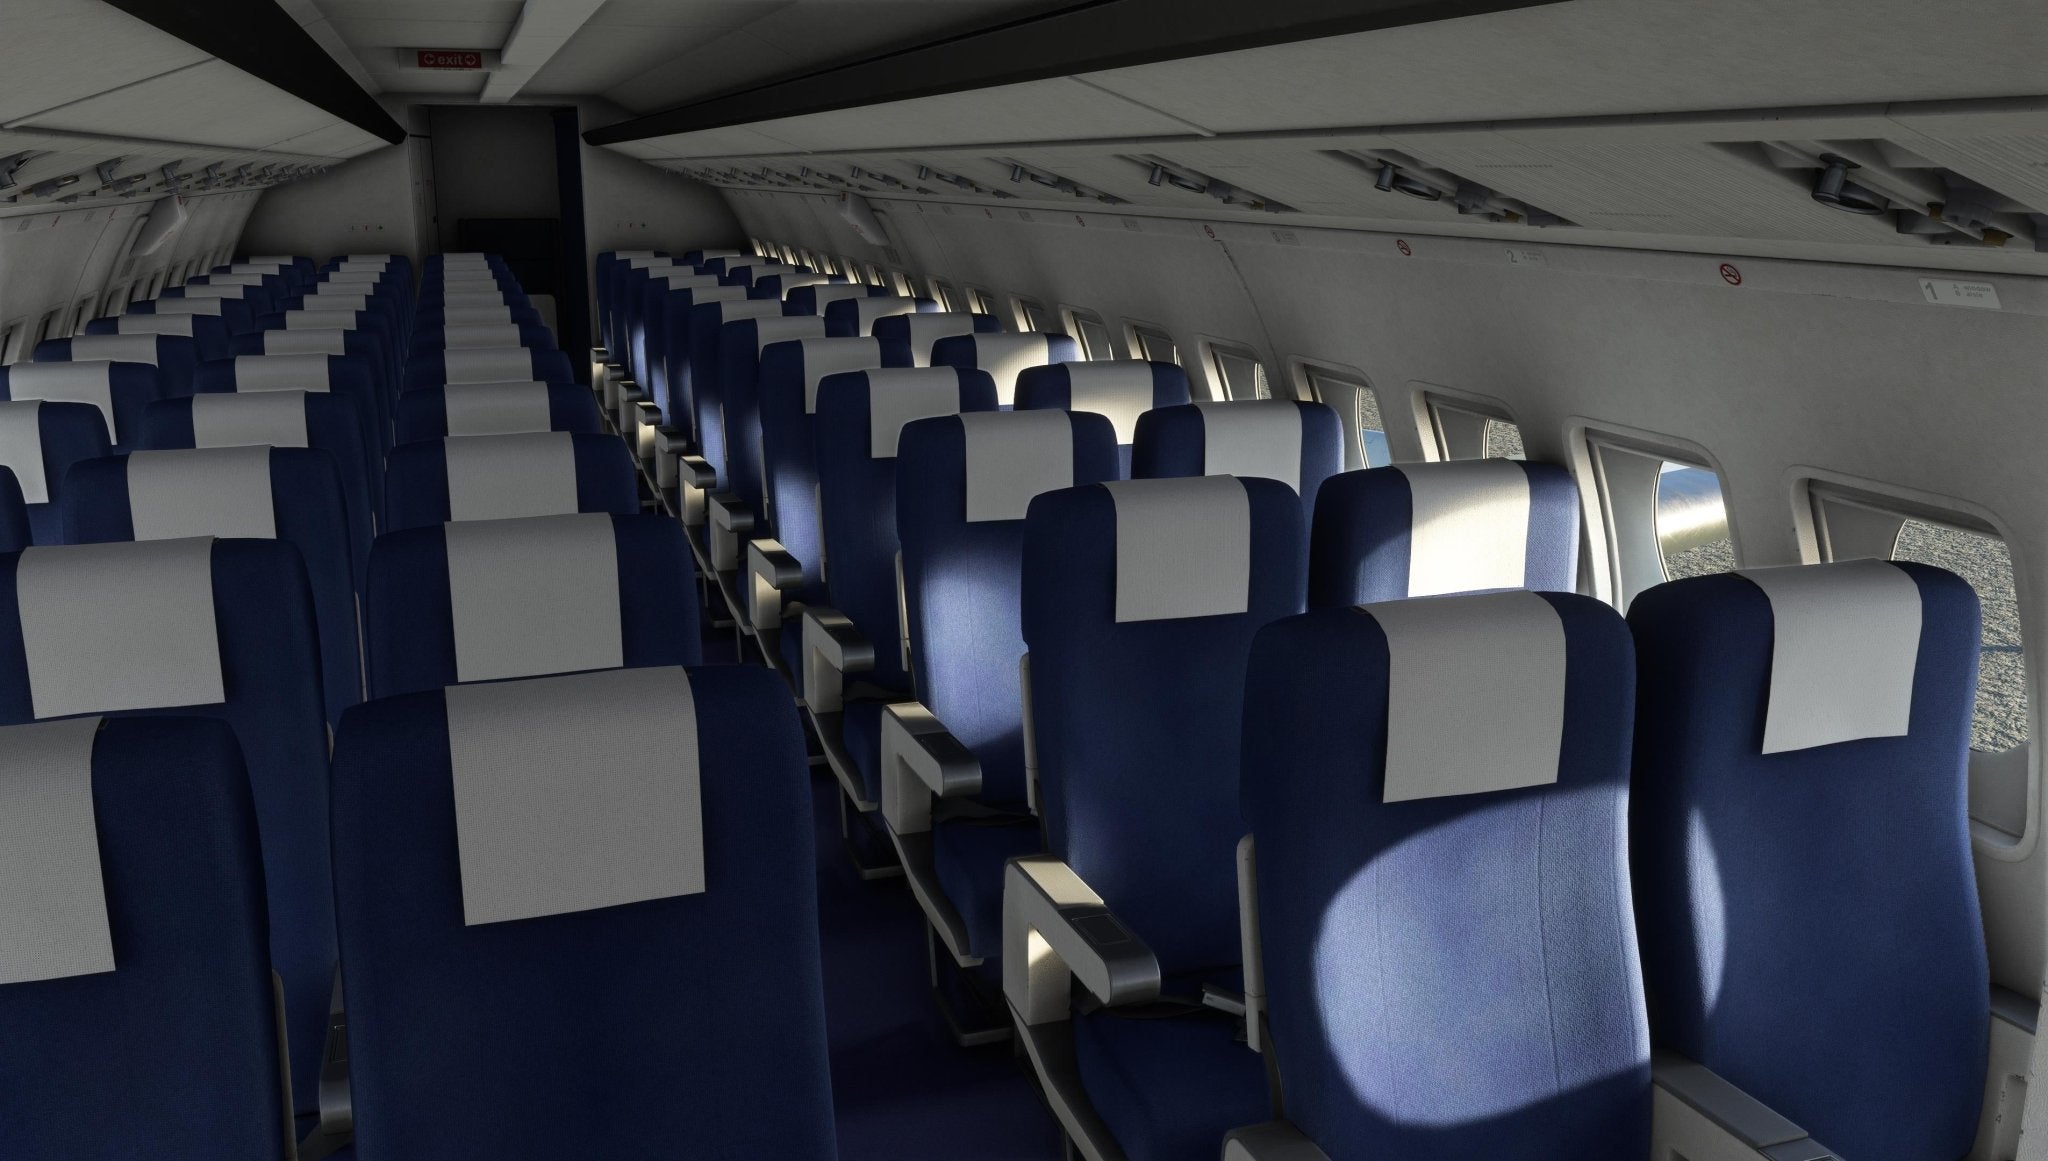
left=685, top=285, right=749, bottom=307
left=798, top=338, right=883, bottom=413
left=336, top=255, right=391, bottom=269
left=177, top=285, right=249, bottom=301
left=655, top=272, right=721, bottom=290
left=776, top=273, right=832, bottom=297
left=6, top=362, right=117, bottom=439
left=148, top=298, right=225, bottom=316
left=866, top=369, right=968, bottom=458
left=112, top=314, right=194, bottom=337
left=1063, top=362, right=1159, bottom=444
left=125, top=447, right=276, bottom=541
left=65, top=335, right=160, bottom=366
left=17, top=538, right=222, bottom=718
left=205, top=273, right=266, bottom=287
left=1363, top=590, right=1567, bottom=802
left=1106, top=475, right=1249, bottom=623
left=443, top=431, right=577, bottom=521
left=445, top=513, right=621, bottom=684
left=743, top=263, right=800, bottom=283
left=446, top=666, right=701, bottom=926
left=961, top=410, right=1072, bottom=523
left=0, top=716, right=114, bottom=984
left=1195, top=401, right=1304, bottom=494
left=190, top=391, right=309, bottom=449
left=752, top=316, right=824, bottom=355
left=261, top=330, right=347, bottom=356
left=437, top=324, right=525, bottom=350
left=1393, top=459, right=1532, bottom=598
left=0, top=401, right=48, bottom=503
left=849, top=296, right=921, bottom=337
left=1741, top=559, right=1923, bottom=754
left=804, top=284, right=875, bottom=312
left=714, top=300, right=782, bottom=325
left=440, top=292, right=517, bottom=310
left=228, top=263, right=290, bottom=276
left=442, top=347, right=535, bottom=385
left=437, top=306, right=515, bottom=327
left=323, top=269, right=383, bottom=284
left=442, top=383, right=553, bottom=436
left=247, top=256, right=300, bottom=267
left=299, top=293, right=370, bottom=313
left=233, top=354, right=331, bottom=393
left=963, top=334, right=1056, bottom=405
left=905, top=313, right=980, bottom=367
left=626, top=257, right=671, bottom=271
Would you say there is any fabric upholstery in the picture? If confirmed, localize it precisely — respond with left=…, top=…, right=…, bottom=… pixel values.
left=381, top=432, right=638, bottom=533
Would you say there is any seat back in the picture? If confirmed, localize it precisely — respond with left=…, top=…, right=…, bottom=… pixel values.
left=0, top=400, right=111, bottom=544
left=129, top=293, right=254, bottom=336
left=1016, top=360, right=1192, bottom=475
left=0, top=538, right=332, bottom=1113
left=230, top=328, right=391, bottom=398
left=1627, top=561, right=1987, bottom=1159
left=84, top=311, right=231, bottom=362
left=1022, top=475, right=1304, bottom=972
left=195, top=352, right=385, bottom=457
left=0, top=716, right=288, bottom=1157
left=411, top=323, right=557, bottom=353
left=364, top=512, right=700, bottom=698
left=1133, top=400, right=1346, bottom=523
left=719, top=315, right=828, bottom=514
left=36, top=333, right=198, bottom=397
left=784, top=282, right=890, bottom=316
left=1243, top=592, right=1648, bottom=1157
left=650, top=280, right=747, bottom=427
left=720, top=261, right=803, bottom=288
left=872, top=310, right=1005, bottom=366
left=814, top=367, right=1000, bottom=691
left=687, top=299, right=783, bottom=482
left=1308, top=460, right=1580, bottom=608
left=383, top=432, right=639, bottom=532
left=753, top=270, right=835, bottom=301
left=404, top=346, right=573, bottom=391
left=395, top=382, right=601, bottom=442
left=898, top=410, right=1119, bottom=803
left=756, top=336, right=912, bottom=588
left=634, top=271, right=724, bottom=410
left=822, top=294, right=936, bottom=339
left=0, top=362, right=162, bottom=452
left=64, top=447, right=362, bottom=724
left=330, top=665, right=833, bottom=1158
left=931, top=331, right=1079, bottom=403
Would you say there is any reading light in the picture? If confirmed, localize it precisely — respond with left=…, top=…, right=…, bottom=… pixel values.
left=1810, top=154, right=1887, bottom=215
left=27, top=174, right=79, bottom=198
left=1374, top=163, right=1441, bottom=201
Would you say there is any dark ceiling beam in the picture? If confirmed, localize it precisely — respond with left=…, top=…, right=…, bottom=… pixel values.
left=585, top=0, right=1566, bottom=146
left=98, top=0, right=404, bottom=145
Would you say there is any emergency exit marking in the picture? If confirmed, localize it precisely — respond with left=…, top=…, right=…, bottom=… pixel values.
left=1919, top=278, right=2002, bottom=310
left=1718, top=263, right=1742, bottom=286
left=416, top=49, right=483, bottom=70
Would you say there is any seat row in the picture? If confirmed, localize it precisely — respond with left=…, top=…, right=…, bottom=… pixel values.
left=612, top=243, right=1993, bottom=1161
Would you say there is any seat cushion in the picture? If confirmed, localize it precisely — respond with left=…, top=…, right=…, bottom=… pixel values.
left=842, top=698, right=887, bottom=804
left=1071, top=1000, right=1270, bottom=1161
left=932, top=816, right=1042, bottom=959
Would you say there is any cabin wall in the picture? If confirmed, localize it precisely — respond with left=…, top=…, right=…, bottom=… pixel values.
left=240, top=135, right=427, bottom=272
left=728, top=186, right=2048, bottom=995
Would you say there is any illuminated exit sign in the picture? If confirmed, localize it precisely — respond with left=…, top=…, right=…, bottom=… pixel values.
left=416, top=49, right=484, bottom=70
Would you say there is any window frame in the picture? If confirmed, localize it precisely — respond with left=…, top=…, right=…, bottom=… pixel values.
left=1577, top=426, right=1733, bottom=610
left=965, top=286, right=1001, bottom=319
left=1200, top=338, right=1277, bottom=401
left=1124, top=321, right=1180, bottom=366
left=1294, top=359, right=1389, bottom=471
left=1011, top=295, right=1058, bottom=335
left=1417, top=388, right=1524, bottom=462
left=927, top=277, right=960, bottom=312
left=1060, top=305, right=1117, bottom=360
left=70, top=296, right=94, bottom=336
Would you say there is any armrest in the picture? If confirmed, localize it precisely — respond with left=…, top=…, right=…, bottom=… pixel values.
left=1002, top=854, right=1161, bottom=1026
left=705, top=492, right=755, bottom=573
left=800, top=607, right=874, bottom=714
left=676, top=454, right=718, bottom=491
left=1652, top=1052, right=1833, bottom=1157
left=880, top=702, right=982, bottom=835
left=631, top=401, right=662, bottom=462
left=653, top=426, right=688, bottom=490
left=1222, top=1123, right=1331, bottom=1161
left=745, top=538, right=803, bottom=635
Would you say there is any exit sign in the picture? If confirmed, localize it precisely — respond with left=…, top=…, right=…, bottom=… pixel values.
left=416, top=49, right=483, bottom=70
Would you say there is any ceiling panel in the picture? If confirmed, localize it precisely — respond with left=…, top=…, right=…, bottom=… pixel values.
left=14, top=59, right=343, bottom=153
left=0, top=0, right=210, bottom=124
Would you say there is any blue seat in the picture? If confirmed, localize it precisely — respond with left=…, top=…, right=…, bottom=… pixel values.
left=260, top=304, right=402, bottom=383
left=1234, top=591, right=1649, bottom=1158
left=749, top=336, right=914, bottom=641
left=0, top=469, right=25, bottom=552
left=0, top=361, right=164, bottom=452
left=404, top=347, right=573, bottom=392
left=605, top=255, right=681, bottom=364
left=932, top=331, right=1080, bottom=404
left=872, top=310, right=1005, bottom=366
left=157, top=283, right=269, bottom=333
left=414, top=303, right=545, bottom=331
left=64, top=447, right=363, bottom=725
left=822, top=294, right=937, bottom=339
left=1308, top=460, right=1580, bottom=607
left=753, top=270, right=838, bottom=301
left=1016, top=360, right=1191, bottom=475
left=194, top=352, right=386, bottom=458
left=142, top=391, right=377, bottom=578
left=329, top=665, right=834, bottom=1159
left=1007, top=474, right=1305, bottom=1161
left=1628, top=561, right=1987, bottom=1160
left=383, top=431, right=639, bottom=532
left=35, top=333, right=199, bottom=397
left=188, top=270, right=288, bottom=312
left=126, top=293, right=256, bottom=337
left=638, top=273, right=738, bottom=421
left=686, top=298, right=785, bottom=484
left=595, top=250, right=666, bottom=355
left=231, top=326, right=395, bottom=404
left=395, top=382, right=601, bottom=442
left=716, top=314, right=828, bottom=516
left=1132, top=400, right=1346, bottom=523
left=889, top=410, right=1120, bottom=962
left=719, top=260, right=804, bottom=289
left=784, top=282, right=891, bottom=317
left=0, top=537, right=333, bottom=1115
left=363, top=512, right=700, bottom=699
left=0, top=716, right=289, bottom=1158
left=0, top=400, right=111, bottom=544
left=282, top=290, right=407, bottom=345
left=84, top=310, right=232, bottom=362
left=805, top=367, right=1000, bottom=810
left=409, top=323, right=558, bottom=355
